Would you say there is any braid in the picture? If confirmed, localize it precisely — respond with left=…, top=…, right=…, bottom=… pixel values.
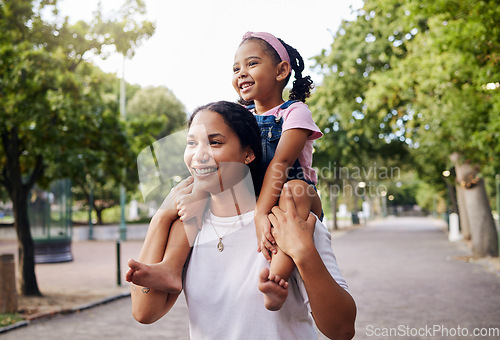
left=278, top=38, right=314, bottom=102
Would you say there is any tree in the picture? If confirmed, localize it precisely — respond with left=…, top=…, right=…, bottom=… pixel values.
left=310, top=0, right=411, bottom=227
left=63, top=69, right=136, bottom=225
left=312, top=0, right=498, bottom=256
left=71, top=85, right=187, bottom=225
left=126, top=85, right=186, bottom=151
left=363, top=0, right=498, bottom=256
left=0, top=0, right=155, bottom=295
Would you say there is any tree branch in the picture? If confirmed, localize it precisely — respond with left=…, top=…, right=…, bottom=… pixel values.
left=0, top=129, right=13, bottom=195
left=24, top=155, right=45, bottom=192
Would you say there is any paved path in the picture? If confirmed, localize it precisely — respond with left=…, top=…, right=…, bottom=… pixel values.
left=2, top=217, right=500, bottom=339
left=0, top=294, right=189, bottom=340
left=336, top=217, right=500, bottom=339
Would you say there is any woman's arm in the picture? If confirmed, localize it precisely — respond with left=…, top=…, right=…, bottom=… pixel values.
left=268, top=185, right=356, bottom=340
left=128, top=177, right=194, bottom=324
left=255, top=128, right=309, bottom=256
left=129, top=213, right=180, bottom=323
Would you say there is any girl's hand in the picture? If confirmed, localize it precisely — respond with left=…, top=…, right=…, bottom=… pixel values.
left=255, top=213, right=276, bottom=262
left=155, top=176, right=195, bottom=221
left=268, top=184, right=316, bottom=260
left=177, top=182, right=209, bottom=228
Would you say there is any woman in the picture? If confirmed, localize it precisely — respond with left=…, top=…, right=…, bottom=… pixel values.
left=126, top=101, right=356, bottom=339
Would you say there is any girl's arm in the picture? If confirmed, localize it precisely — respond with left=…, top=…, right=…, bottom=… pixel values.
left=268, top=185, right=356, bottom=340
left=255, top=128, right=310, bottom=255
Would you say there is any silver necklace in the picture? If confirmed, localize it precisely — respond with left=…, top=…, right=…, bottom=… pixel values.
left=209, top=206, right=252, bottom=252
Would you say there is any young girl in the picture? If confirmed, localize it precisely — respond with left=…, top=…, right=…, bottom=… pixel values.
left=232, top=31, right=323, bottom=311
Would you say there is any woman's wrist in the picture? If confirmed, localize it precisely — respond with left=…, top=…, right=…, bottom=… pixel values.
left=288, top=237, right=316, bottom=266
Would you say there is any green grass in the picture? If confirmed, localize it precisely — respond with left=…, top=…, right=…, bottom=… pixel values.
left=0, top=313, right=23, bottom=328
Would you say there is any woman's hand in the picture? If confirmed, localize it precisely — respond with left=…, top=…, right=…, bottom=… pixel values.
left=267, top=184, right=316, bottom=260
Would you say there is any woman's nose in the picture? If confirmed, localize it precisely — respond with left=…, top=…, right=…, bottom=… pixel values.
left=193, top=144, right=210, bottom=164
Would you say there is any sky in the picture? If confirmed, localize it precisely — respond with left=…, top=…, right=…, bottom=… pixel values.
left=57, top=0, right=363, bottom=112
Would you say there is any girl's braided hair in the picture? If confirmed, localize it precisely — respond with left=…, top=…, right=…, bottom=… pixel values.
left=238, top=37, right=314, bottom=105
left=278, top=38, right=314, bottom=102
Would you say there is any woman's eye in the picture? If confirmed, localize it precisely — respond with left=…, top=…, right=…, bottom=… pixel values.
left=210, top=140, right=222, bottom=146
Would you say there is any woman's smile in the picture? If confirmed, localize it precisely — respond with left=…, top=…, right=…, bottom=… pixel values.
left=184, top=109, right=253, bottom=193
left=191, top=165, right=218, bottom=178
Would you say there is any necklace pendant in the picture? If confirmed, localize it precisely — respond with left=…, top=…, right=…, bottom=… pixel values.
left=217, top=238, right=224, bottom=252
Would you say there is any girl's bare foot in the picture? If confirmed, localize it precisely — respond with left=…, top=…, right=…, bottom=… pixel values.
left=126, top=259, right=183, bottom=293
left=258, top=267, right=288, bottom=311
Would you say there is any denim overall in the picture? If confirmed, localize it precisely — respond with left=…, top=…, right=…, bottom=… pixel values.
left=250, top=100, right=307, bottom=183
left=250, top=101, right=324, bottom=220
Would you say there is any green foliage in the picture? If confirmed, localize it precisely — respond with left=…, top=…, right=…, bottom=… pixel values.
left=363, top=0, right=499, bottom=180
left=0, top=0, right=156, bottom=293
left=312, top=0, right=499, bottom=209
left=415, top=181, right=446, bottom=214
left=310, top=0, right=412, bottom=187
left=127, top=85, right=186, bottom=152
left=0, top=313, right=23, bottom=327
left=0, top=0, right=155, bottom=191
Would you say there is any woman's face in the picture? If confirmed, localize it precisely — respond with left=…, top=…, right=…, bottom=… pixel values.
left=184, top=109, right=254, bottom=193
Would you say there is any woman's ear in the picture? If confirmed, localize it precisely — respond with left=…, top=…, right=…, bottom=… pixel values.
left=244, top=148, right=256, bottom=164
left=276, top=61, right=291, bottom=82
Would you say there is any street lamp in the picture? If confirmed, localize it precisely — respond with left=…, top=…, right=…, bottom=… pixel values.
left=119, top=56, right=127, bottom=241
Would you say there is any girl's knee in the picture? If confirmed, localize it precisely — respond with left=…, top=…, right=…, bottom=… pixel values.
left=285, top=180, right=317, bottom=202
left=279, top=180, right=318, bottom=218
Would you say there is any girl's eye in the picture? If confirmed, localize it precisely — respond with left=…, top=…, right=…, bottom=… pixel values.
left=233, top=67, right=240, bottom=73
left=187, top=140, right=196, bottom=146
left=249, top=61, right=257, bottom=66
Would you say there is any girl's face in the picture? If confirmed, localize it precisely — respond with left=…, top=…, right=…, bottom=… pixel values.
left=184, top=109, right=254, bottom=193
left=232, top=40, right=281, bottom=103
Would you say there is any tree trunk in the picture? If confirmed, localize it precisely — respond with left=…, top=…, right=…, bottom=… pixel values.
left=455, top=185, right=471, bottom=239
left=447, top=183, right=459, bottom=214
left=13, top=187, right=42, bottom=296
left=463, top=179, right=498, bottom=257
left=1, top=127, right=43, bottom=296
left=451, top=153, right=498, bottom=257
left=95, top=207, right=104, bottom=225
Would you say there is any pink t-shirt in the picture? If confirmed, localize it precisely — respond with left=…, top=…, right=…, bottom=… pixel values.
left=260, top=101, right=322, bottom=184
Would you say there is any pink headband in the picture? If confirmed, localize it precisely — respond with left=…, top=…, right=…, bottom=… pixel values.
left=242, top=31, right=290, bottom=65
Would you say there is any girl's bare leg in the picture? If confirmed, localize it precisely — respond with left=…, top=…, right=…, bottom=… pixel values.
left=126, top=218, right=198, bottom=293
left=259, top=180, right=322, bottom=311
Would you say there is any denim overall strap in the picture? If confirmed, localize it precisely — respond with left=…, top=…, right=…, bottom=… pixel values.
left=253, top=101, right=305, bottom=182
left=246, top=100, right=298, bottom=112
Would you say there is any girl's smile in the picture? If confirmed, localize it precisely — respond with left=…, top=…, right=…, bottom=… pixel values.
left=232, top=40, right=285, bottom=111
